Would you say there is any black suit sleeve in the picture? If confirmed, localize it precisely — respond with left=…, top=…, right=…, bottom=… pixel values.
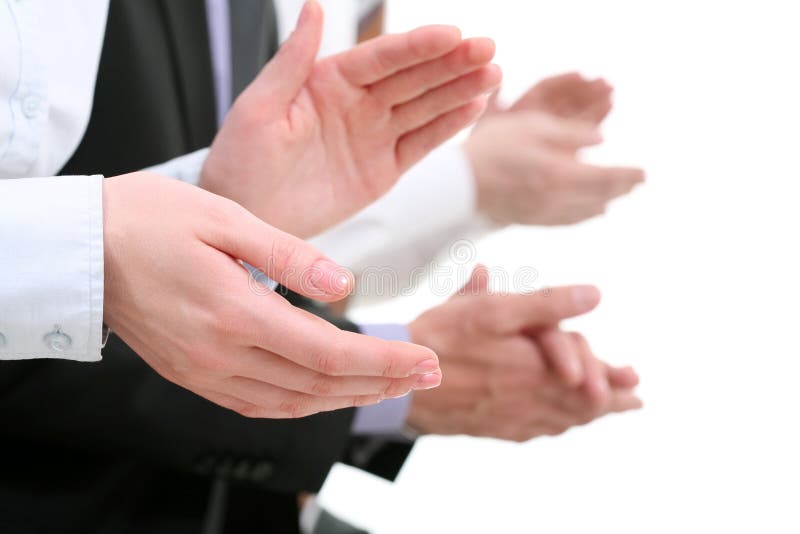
left=0, top=307, right=359, bottom=494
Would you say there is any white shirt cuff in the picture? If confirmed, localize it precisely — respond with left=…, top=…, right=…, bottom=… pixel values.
left=0, top=175, right=104, bottom=362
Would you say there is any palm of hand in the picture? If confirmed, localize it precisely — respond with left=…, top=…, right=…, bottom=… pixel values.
left=203, top=3, right=500, bottom=238
left=274, top=62, right=404, bottom=228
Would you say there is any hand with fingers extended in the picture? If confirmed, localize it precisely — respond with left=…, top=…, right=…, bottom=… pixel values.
left=405, top=266, right=641, bottom=442
left=465, top=72, right=645, bottom=226
left=201, top=0, right=501, bottom=238
left=103, top=172, right=441, bottom=419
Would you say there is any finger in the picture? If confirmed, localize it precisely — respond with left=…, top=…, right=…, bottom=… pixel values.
left=537, top=329, right=584, bottom=386
left=608, top=390, right=644, bottom=412
left=392, top=64, right=502, bottom=133
left=458, top=264, right=491, bottom=295
left=570, top=332, right=610, bottom=407
left=510, top=72, right=585, bottom=112
left=579, top=80, right=614, bottom=124
left=368, top=37, right=496, bottom=106
left=568, top=162, right=646, bottom=196
left=607, top=364, right=640, bottom=389
left=492, top=285, right=602, bottom=333
left=218, top=378, right=384, bottom=419
left=517, top=111, right=603, bottom=149
left=568, top=78, right=613, bottom=119
left=231, top=347, right=433, bottom=398
left=580, top=100, right=613, bottom=125
left=197, top=389, right=259, bottom=416
left=337, top=25, right=463, bottom=86
left=244, top=302, right=440, bottom=378
left=461, top=336, right=546, bottom=372
left=396, top=96, right=489, bottom=170
left=200, top=199, right=354, bottom=301
left=251, top=0, right=324, bottom=108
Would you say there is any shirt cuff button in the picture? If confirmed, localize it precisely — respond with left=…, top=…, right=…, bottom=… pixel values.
left=44, top=325, right=72, bottom=352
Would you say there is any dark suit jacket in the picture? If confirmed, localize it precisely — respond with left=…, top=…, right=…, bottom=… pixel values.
left=0, top=1, right=409, bottom=533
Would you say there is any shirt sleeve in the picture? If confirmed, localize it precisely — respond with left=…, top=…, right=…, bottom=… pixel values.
left=0, top=175, right=105, bottom=362
left=351, top=323, right=413, bottom=439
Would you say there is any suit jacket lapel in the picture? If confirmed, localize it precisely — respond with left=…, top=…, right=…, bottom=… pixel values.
left=229, top=0, right=280, bottom=100
left=158, top=0, right=217, bottom=148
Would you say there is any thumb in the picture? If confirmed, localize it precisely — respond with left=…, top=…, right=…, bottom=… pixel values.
left=204, top=203, right=354, bottom=303
left=459, top=264, right=490, bottom=295
left=251, top=0, right=324, bottom=107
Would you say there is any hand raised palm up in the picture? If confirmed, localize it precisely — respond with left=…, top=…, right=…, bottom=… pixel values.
left=203, top=1, right=501, bottom=238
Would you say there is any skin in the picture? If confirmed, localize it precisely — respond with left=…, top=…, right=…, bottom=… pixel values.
left=465, top=72, right=646, bottom=225
left=101, top=3, right=504, bottom=418
left=201, top=1, right=502, bottom=238
left=406, top=266, right=642, bottom=441
left=103, top=173, right=444, bottom=419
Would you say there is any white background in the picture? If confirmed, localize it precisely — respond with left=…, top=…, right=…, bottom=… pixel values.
left=325, top=1, right=800, bottom=532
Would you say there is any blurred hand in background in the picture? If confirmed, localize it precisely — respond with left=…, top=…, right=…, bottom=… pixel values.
left=406, top=265, right=641, bottom=441
left=466, top=72, right=645, bottom=226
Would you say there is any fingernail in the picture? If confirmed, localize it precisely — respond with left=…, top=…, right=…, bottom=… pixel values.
left=333, top=272, right=353, bottom=294
left=413, top=372, right=442, bottom=390
left=411, top=358, right=439, bottom=375
left=572, top=285, right=600, bottom=310
left=309, top=260, right=353, bottom=297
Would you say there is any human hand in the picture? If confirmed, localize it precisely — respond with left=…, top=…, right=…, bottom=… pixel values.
left=201, top=1, right=501, bottom=238
left=406, top=266, right=641, bottom=441
left=466, top=73, right=644, bottom=225
left=501, top=71, right=615, bottom=124
left=103, top=172, right=441, bottom=419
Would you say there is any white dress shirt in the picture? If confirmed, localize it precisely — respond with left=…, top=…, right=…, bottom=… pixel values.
left=0, top=0, right=487, bottom=364
left=0, top=0, right=109, bottom=361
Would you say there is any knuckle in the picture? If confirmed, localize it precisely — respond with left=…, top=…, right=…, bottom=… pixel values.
left=378, top=346, right=401, bottom=378
left=312, top=343, right=347, bottom=376
left=269, top=236, right=303, bottom=279
left=206, top=196, right=241, bottom=229
left=406, top=31, right=431, bottom=61
left=308, top=375, right=337, bottom=397
left=355, top=395, right=382, bottom=408
left=383, top=378, right=409, bottom=398
left=236, top=403, right=266, bottom=419
left=278, top=395, right=311, bottom=419
left=211, top=307, right=249, bottom=341
left=192, top=349, right=230, bottom=375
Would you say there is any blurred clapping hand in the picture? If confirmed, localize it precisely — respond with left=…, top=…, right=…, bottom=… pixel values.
left=466, top=72, right=645, bottom=226
left=406, top=265, right=641, bottom=442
